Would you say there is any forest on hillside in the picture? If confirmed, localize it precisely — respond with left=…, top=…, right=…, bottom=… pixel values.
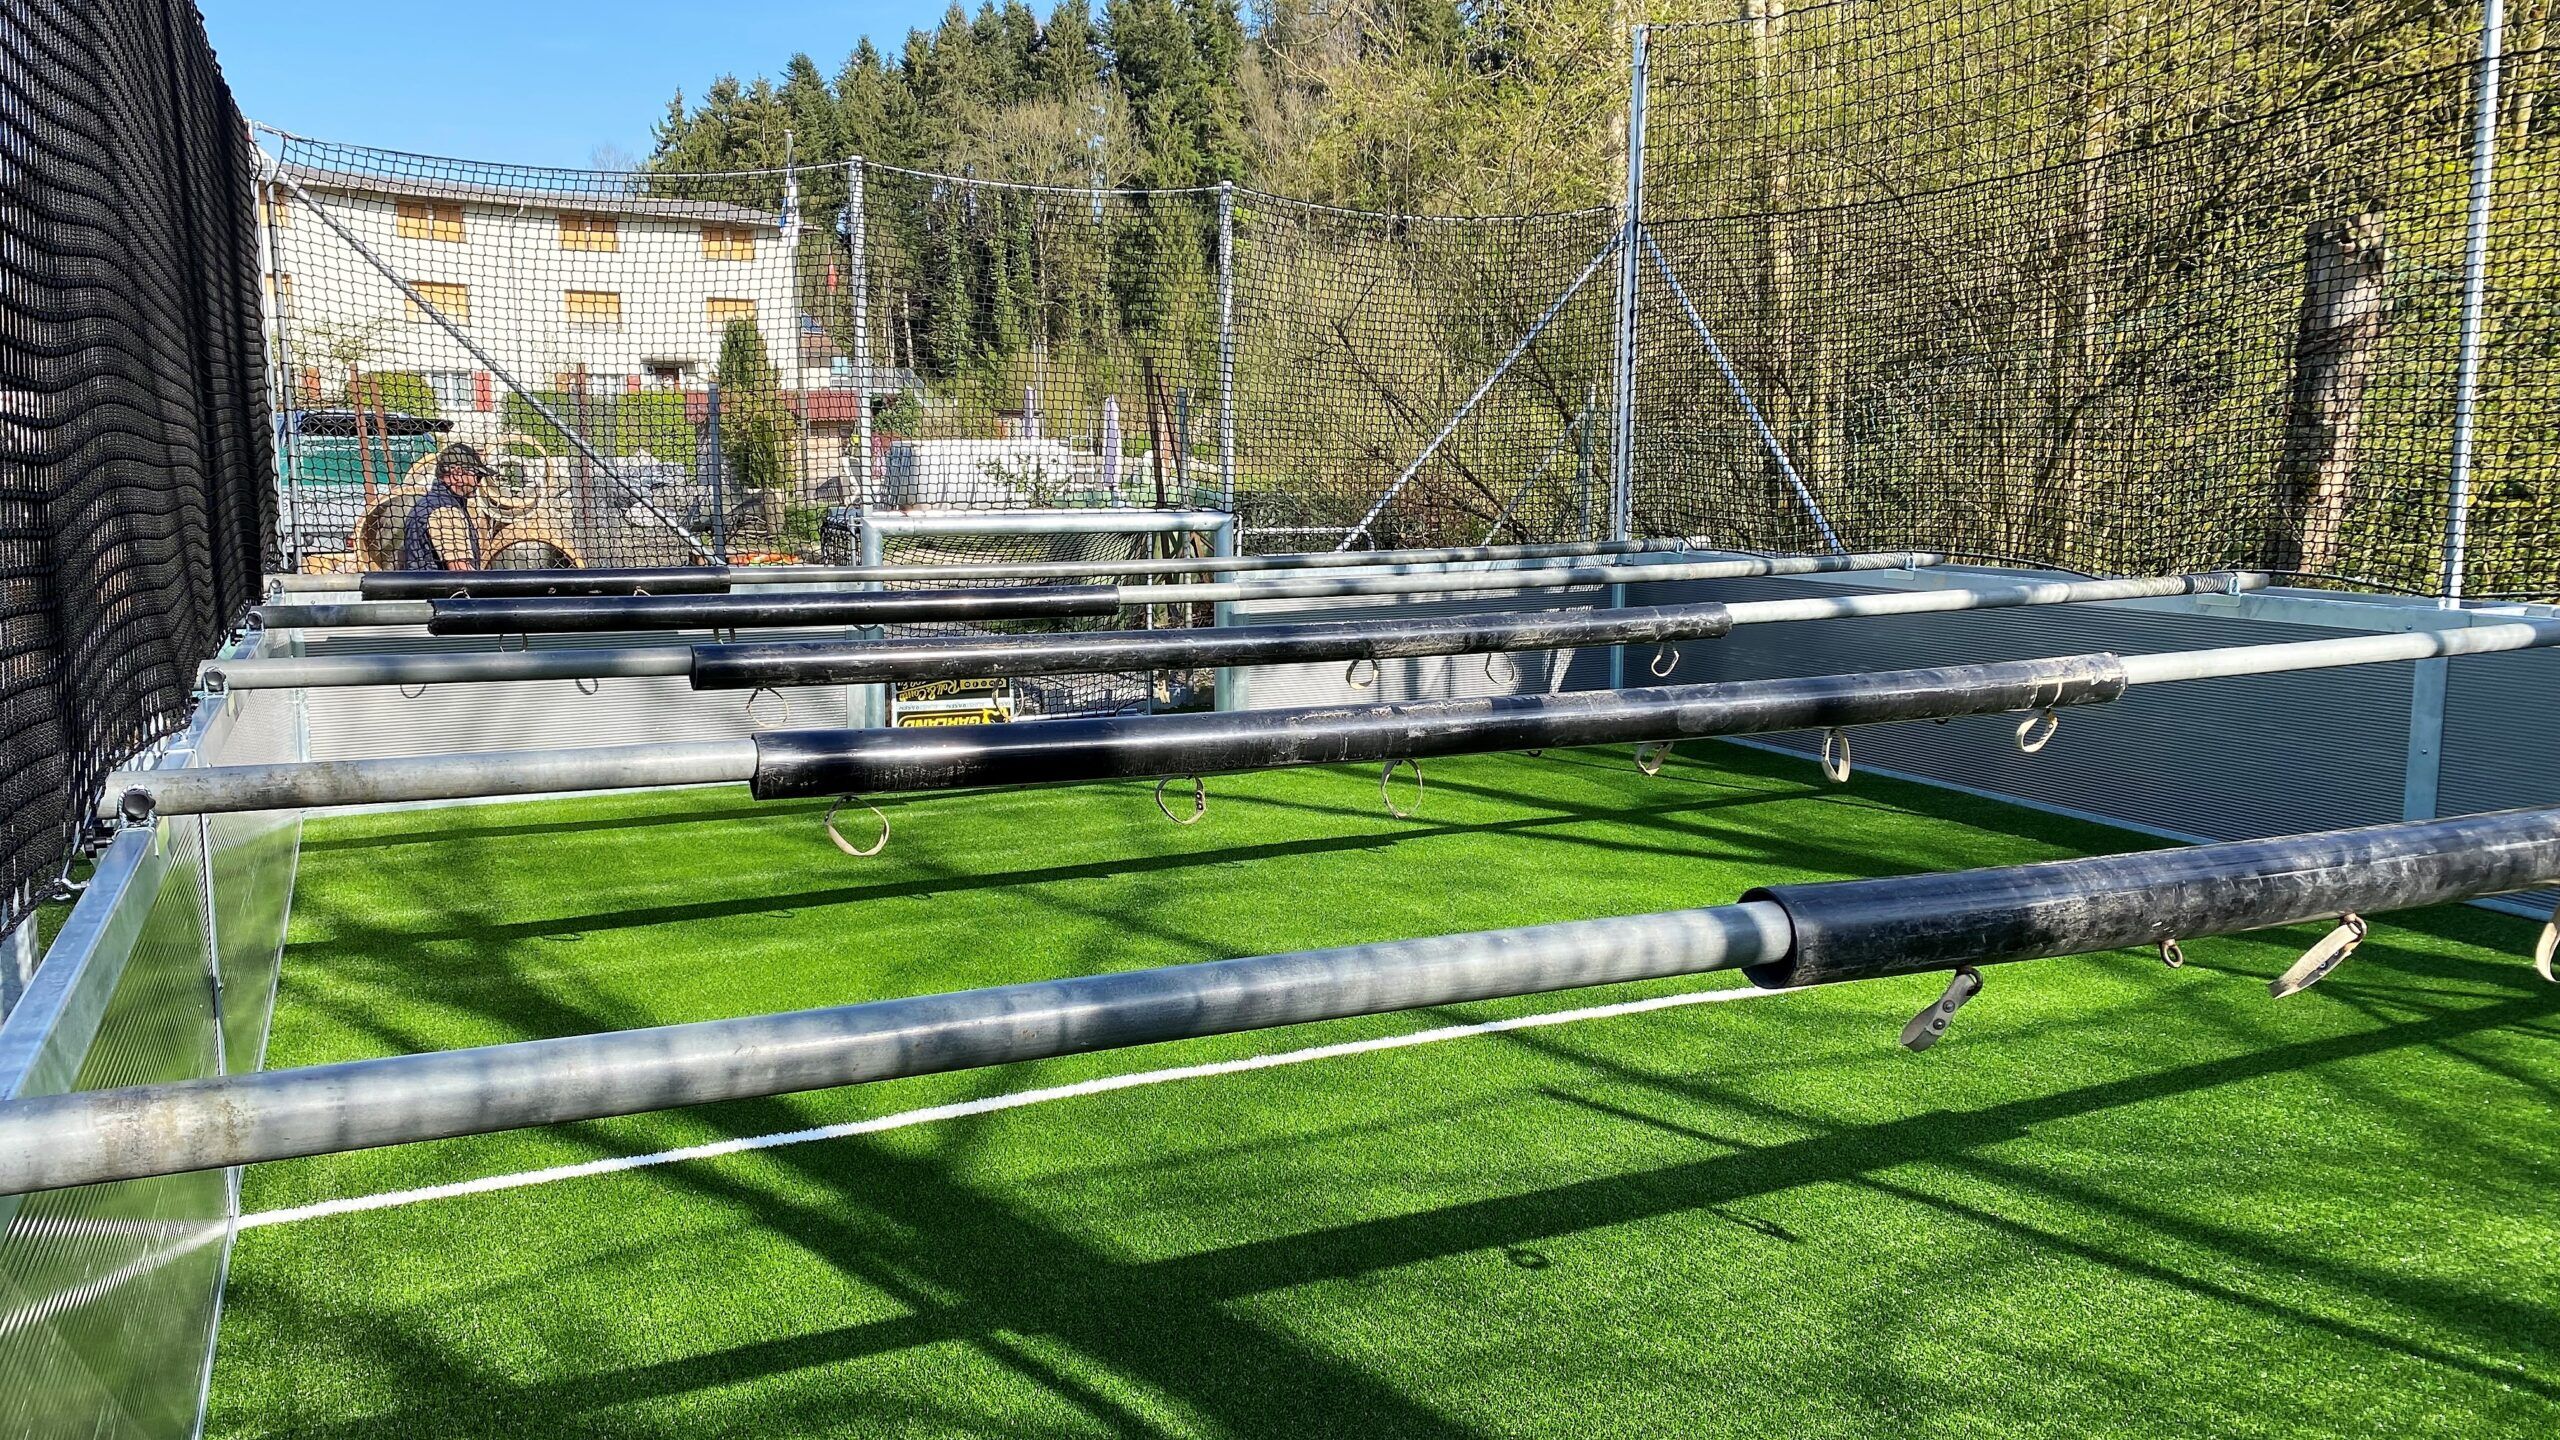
left=631, top=0, right=2560, bottom=596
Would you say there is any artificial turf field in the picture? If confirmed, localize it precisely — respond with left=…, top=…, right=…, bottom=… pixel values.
left=204, top=743, right=2560, bottom=1439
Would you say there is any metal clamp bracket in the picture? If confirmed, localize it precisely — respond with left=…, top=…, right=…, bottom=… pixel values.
left=1901, top=966, right=1982, bottom=1052
left=1634, top=741, right=1672, bottom=777
left=2271, top=913, right=2368, bottom=998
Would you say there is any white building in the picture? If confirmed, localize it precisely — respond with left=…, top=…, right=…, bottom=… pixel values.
left=264, top=163, right=841, bottom=442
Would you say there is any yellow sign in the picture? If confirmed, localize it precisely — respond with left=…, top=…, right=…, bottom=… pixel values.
left=896, top=677, right=1009, bottom=703
left=897, top=707, right=1009, bottom=728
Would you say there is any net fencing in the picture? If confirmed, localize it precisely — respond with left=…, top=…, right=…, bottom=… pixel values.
left=256, top=137, right=1624, bottom=568
left=1633, top=0, right=2554, bottom=600
left=258, top=3, right=2549, bottom=601
left=1, top=0, right=277, bottom=939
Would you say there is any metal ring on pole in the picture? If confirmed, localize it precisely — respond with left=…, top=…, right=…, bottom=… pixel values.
left=575, top=675, right=600, bottom=696
left=498, top=631, right=528, bottom=654
left=1820, top=728, right=1852, bottom=784
left=745, top=686, right=794, bottom=731
left=398, top=681, right=428, bottom=700
left=1154, top=775, right=1208, bottom=826
left=823, top=796, right=889, bottom=858
left=2158, top=937, right=2185, bottom=969
left=1650, top=644, right=1678, bottom=678
left=1345, top=656, right=1380, bottom=690
left=1634, top=741, right=1671, bottom=777
left=2015, top=708, right=2060, bottom=754
left=1380, top=758, right=1424, bottom=818
left=2271, top=913, right=2369, bottom=998
left=2537, top=918, right=2557, bottom=983
left=1484, top=650, right=1519, bottom=684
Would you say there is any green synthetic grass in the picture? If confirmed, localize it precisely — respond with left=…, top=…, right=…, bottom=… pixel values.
left=206, top=745, right=2560, bottom=1439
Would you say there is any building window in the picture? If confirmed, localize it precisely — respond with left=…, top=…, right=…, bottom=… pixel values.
left=701, top=225, right=756, bottom=261
left=648, top=365, right=685, bottom=390
left=405, top=280, right=469, bottom=324
left=396, top=200, right=465, bottom=243
left=707, top=297, right=756, bottom=332
left=425, top=370, right=475, bottom=412
left=559, top=212, right=619, bottom=252
left=565, top=289, right=624, bottom=329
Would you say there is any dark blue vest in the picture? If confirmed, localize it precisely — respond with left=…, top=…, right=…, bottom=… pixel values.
left=398, top=483, right=482, bottom=570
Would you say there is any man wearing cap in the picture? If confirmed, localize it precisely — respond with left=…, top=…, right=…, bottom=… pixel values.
left=399, top=443, right=494, bottom=571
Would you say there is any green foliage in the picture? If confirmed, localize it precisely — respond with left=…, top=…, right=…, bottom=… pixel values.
left=714, top=320, right=794, bottom=492
left=356, top=371, right=439, bottom=420
left=497, top=389, right=695, bottom=465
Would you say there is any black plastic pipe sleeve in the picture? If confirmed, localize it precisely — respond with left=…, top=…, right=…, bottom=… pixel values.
left=1740, top=806, right=2560, bottom=989
left=691, top=603, right=1739, bottom=688
left=748, top=655, right=2130, bottom=798
left=362, top=567, right=734, bottom=598
left=425, top=585, right=1123, bottom=634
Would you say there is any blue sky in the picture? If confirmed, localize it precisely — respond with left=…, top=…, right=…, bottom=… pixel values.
left=201, top=1, right=949, bottom=167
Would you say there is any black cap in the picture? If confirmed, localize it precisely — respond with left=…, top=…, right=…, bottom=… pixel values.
left=436, top=442, right=494, bottom=478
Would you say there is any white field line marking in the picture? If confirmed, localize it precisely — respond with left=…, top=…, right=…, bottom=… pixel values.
left=241, top=983, right=1798, bottom=1230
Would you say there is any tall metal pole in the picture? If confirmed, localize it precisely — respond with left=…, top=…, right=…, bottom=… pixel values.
left=2442, top=0, right=2508, bottom=606
left=848, top=157, right=871, bottom=505
left=1608, top=23, right=1652, bottom=688
left=1612, top=24, right=1650, bottom=547
left=1218, top=180, right=1238, bottom=518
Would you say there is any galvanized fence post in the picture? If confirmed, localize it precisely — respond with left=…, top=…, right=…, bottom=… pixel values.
left=1217, top=180, right=1238, bottom=519
left=849, top=156, right=870, bottom=505
left=2441, top=0, right=2508, bottom=605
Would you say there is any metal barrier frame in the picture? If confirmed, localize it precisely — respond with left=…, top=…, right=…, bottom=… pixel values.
left=0, top=631, right=304, bottom=1439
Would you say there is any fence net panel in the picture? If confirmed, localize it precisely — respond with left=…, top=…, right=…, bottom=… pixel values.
left=1635, top=0, right=2551, bottom=599
left=1229, top=196, right=1624, bottom=550
left=261, top=143, right=1632, bottom=568
left=1, top=0, right=276, bottom=937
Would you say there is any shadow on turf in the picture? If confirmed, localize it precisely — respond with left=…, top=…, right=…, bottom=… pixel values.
left=223, top=961, right=2560, bottom=1437
left=285, top=785, right=1867, bottom=965
left=1463, top=972, right=2560, bottom=1404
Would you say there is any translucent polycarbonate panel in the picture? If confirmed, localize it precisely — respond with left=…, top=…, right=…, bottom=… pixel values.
left=0, top=824, right=227, bottom=1439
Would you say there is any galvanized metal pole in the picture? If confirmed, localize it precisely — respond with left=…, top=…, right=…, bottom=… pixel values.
left=254, top=552, right=1951, bottom=632
left=14, top=805, right=2560, bottom=1195
left=849, top=157, right=872, bottom=505
left=0, top=903, right=1792, bottom=1194
left=205, top=573, right=2267, bottom=693
left=1612, top=23, right=1650, bottom=550
left=685, top=573, right=2269, bottom=693
left=297, top=535, right=1721, bottom=595
left=124, top=613, right=2560, bottom=818
left=2442, top=0, right=2508, bottom=605
left=1608, top=24, right=1651, bottom=688
left=1217, top=179, right=1238, bottom=516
